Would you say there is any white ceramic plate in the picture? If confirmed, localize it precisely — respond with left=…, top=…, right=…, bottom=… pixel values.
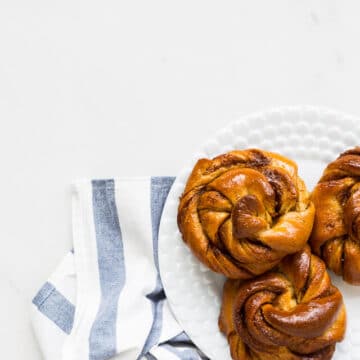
left=159, top=106, right=360, bottom=360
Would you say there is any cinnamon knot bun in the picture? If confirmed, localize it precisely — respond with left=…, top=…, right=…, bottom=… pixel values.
left=219, top=246, right=346, bottom=360
left=177, top=149, right=315, bottom=278
left=310, top=147, right=360, bottom=285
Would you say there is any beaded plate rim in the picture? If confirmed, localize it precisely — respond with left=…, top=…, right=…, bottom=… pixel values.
left=159, top=106, right=360, bottom=360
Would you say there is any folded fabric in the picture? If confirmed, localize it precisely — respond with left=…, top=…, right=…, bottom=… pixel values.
left=31, top=177, right=208, bottom=360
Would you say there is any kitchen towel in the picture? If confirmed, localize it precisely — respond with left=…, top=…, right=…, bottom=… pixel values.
left=31, top=177, right=208, bottom=360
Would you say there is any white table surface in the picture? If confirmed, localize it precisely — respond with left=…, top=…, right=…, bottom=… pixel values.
left=1, top=1, right=360, bottom=359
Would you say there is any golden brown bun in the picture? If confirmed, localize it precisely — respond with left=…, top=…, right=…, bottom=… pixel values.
left=178, top=149, right=315, bottom=278
left=310, top=147, right=360, bottom=285
left=219, top=245, right=346, bottom=360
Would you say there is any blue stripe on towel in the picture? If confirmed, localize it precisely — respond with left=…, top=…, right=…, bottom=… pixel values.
left=144, top=353, right=158, bottom=360
left=160, top=343, right=210, bottom=360
left=139, top=177, right=175, bottom=358
left=32, top=282, right=75, bottom=334
left=88, top=180, right=125, bottom=360
left=144, top=353, right=157, bottom=360
left=150, top=177, right=175, bottom=273
left=160, top=344, right=200, bottom=360
left=166, top=331, right=193, bottom=344
left=160, top=331, right=210, bottom=360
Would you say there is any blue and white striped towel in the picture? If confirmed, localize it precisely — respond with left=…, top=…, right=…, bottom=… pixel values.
left=31, top=177, right=208, bottom=360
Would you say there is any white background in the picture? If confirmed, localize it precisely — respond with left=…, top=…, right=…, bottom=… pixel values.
left=1, top=1, right=360, bottom=358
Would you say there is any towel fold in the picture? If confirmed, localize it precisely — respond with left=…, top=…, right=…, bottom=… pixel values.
left=31, top=177, right=208, bottom=360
